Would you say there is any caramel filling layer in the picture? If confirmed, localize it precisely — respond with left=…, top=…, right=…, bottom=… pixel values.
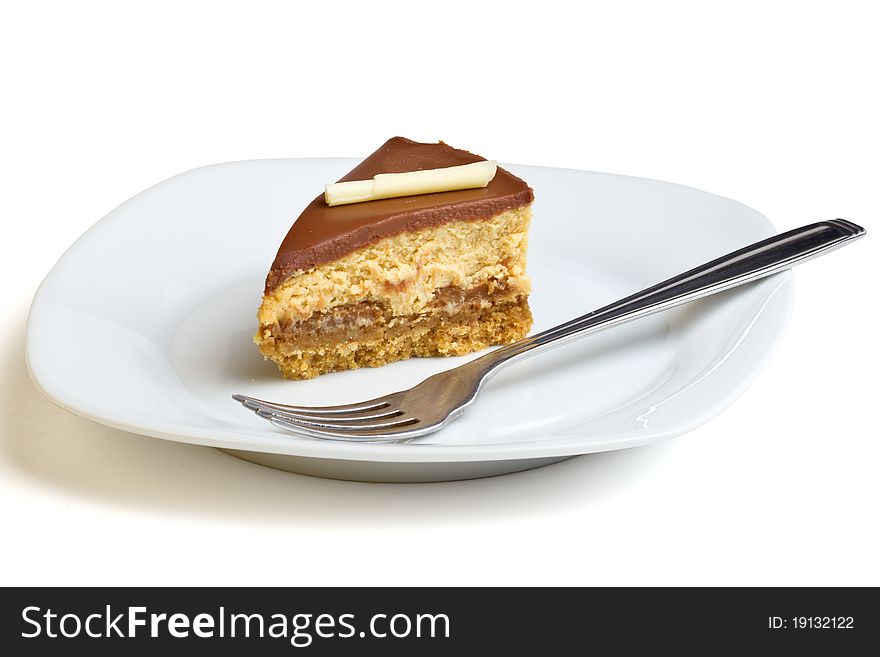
left=265, top=282, right=522, bottom=353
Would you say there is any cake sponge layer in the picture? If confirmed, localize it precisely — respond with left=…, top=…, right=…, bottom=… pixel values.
left=257, top=206, right=531, bottom=328
left=255, top=205, right=532, bottom=378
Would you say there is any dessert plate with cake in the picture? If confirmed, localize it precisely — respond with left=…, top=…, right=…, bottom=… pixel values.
left=28, top=138, right=813, bottom=481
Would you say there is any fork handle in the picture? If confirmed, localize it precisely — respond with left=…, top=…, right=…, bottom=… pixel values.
left=476, top=219, right=865, bottom=375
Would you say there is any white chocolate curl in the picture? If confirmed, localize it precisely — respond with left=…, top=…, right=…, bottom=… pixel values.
left=324, top=160, right=498, bottom=206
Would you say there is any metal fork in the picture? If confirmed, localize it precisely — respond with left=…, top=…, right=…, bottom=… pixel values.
left=234, top=219, right=865, bottom=442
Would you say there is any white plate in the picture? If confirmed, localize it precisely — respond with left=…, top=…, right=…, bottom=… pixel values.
left=26, top=159, right=793, bottom=482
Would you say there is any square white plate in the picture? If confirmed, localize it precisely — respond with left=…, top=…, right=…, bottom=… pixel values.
left=26, top=159, right=792, bottom=481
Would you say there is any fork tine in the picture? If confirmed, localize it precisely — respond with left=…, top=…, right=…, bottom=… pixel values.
left=232, top=393, right=392, bottom=415
left=256, top=409, right=419, bottom=433
left=240, top=398, right=404, bottom=422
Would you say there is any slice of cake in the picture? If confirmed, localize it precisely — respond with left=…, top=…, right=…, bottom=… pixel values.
left=255, top=137, right=534, bottom=379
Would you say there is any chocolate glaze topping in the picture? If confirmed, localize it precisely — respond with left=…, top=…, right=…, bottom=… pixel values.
left=264, top=137, right=533, bottom=292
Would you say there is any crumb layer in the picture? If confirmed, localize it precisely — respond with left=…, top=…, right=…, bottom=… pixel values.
left=260, top=296, right=531, bottom=380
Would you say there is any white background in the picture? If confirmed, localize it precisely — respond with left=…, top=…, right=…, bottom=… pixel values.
left=1, top=0, right=877, bottom=586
